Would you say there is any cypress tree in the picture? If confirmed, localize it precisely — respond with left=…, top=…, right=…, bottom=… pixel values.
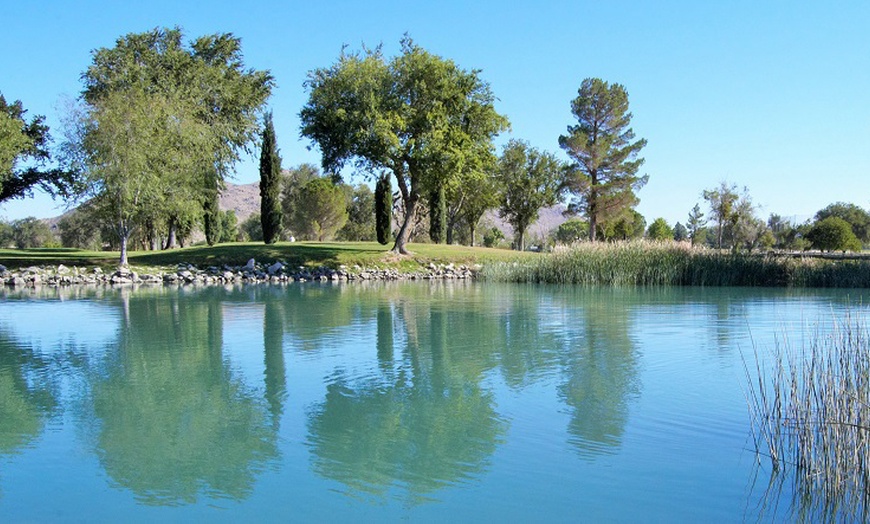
left=259, top=112, right=283, bottom=244
left=203, top=171, right=220, bottom=246
left=375, top=174, right=392, bottom=245
left=429, top=185, right=446, bottom=243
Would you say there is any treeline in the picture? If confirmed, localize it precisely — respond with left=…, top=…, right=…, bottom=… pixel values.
left=0, top=27, right=865, bottom=264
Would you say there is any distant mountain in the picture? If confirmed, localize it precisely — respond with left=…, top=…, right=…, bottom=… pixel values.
left=220, top=182, right=260, bottom=221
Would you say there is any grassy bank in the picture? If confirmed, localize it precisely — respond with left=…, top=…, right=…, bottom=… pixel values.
left=481, top=241, right=870, bottom=287
left=0, top=241, right=537, bottom=273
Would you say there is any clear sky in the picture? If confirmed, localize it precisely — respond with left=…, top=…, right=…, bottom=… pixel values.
left=2, top=0, right=868, bottom=226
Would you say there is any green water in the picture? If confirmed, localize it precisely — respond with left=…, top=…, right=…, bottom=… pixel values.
left=0, top=282, right=866, bottom=522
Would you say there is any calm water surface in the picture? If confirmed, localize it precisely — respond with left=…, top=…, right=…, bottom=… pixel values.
left=0, top=282, right=867, bottom=522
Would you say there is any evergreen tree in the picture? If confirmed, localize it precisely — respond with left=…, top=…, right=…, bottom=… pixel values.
left=559, top=78, right=648, bottom=241
left=686, top=203, right=707, bottom=246
left=429, top=185, right=446, bottom=243
left=673, top=222, right=689, bottom=242
left=259, top=112, right=283, bottom=244
left=375, top=174, right=392, bottom=245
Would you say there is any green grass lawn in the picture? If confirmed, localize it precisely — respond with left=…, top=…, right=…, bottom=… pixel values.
left=0, top=242, right=538, bottom=272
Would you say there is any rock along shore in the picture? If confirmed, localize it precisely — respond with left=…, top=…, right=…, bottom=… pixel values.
left=0, top=259, right=479, bottom=287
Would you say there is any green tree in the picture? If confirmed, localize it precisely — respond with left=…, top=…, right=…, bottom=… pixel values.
left=291, top=178, right=348, bottom=241
left=281, top=163, right=320, bottom=235
left=815, top=202, right=870, bottom=246
left=239, top=212, right=263, bottom=242
left=77, top=88, right=206, bottom=265
left=497, top=140, right=564, bottom=251
left=336, top=183, right=377, bottom=241
left=429, top=185, right=446, bottom=244
left=646, top=217, right=673, bottom=241
left=702, top=181, right=739, bottom=249
left=673, top=222, right=688, bottom=242
left=552, top=218, right=589, bottom=245
left=686, top=203, right=707, bottom=246
left=300, top=37, right=509, bottom=254
left=807, top=217, right=862, bottom=252
left=259, top=112, right=282, bottom=244
left=482, top=226, right=504, bottom=248
left=0, top=94, right=78, bottom=203
left=81, top=27, right=273, bottom=248
left=445, top=171, right=499, bottom=246
left=11, top=217, right=56, bottom=248
left=559, top=78, right=648, bottom=241
left=374, top=174, right=392, bottom=245
left=58, top=206, right=102, bottom=250
left=603, top=209, right=646, bottom=241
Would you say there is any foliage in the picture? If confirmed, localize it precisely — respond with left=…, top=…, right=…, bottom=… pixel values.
left=673, top=222, right=688, bottom=242
left=482, top=227, right=505, bottom=248
left=291, top=178, right=348, bottom=241
left=429, top=185, right=447, bottom=244
left=497, top=139, right=564, bottom=251
left=445, top=169, right=499, bottom=246
left=559, top=78, right=648, bottom=241
left=259, top=112, right=283, bottom=244
left=58, top=206, right=102, bottom=250
left=601, top=209, right=645, bottom=241
left=0, top=94, right=78, bottom=202
left=281, top=163, right=321, bottom=235
left=815, top=202, right=870, bottom=245
left=552, top=218, right=589, bottom=245
left=10, top=217, right=56, bottom=248
left=807, top=217, right=863, bottom=252
left=646, top=218, right=673, bottom=241
left=374, top=174, right=392, bottom=245
left=78, top=27, right=273, bottom=252
left=686, top=203, right=707, bottom=246
left=702, top=181, right=739, bottom=249
left=336, top=183, right=376, bottom=241
left=300, top=36, right=508, bottom=254
left=239, top=213, right=263, bottom=242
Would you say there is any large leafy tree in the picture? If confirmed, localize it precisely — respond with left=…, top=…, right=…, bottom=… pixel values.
left=559, top=78, right=648, bottom=241
left=80, top=27, right=273, bottom=247
left=0, top=94, right=77, bottom=202
left=807, top=217, right=862, bottom=252
left=80, top=88, right=204, bottom=265
left=290, top=178, right=348, bottom=241
left=300, top=37, right=509, bottom=254
left=259, top=112, right=282, bottom=244
left=497, top=140, right=564, bottom=251
left=814, top=202, right=870, bottom=246
left=646, top=218, right=673, bottom=241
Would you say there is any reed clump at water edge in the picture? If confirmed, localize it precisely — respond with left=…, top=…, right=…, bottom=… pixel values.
left=745, top=313, right=870, bottom=521
left=480, top=241, right=870, bottom=287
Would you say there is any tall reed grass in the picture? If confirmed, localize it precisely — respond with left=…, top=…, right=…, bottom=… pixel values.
left=745, top=313, right=870, bottom=522
left=481, top=241, right=870, bottom=287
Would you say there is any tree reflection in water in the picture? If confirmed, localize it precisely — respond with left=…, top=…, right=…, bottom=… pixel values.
left=87, top=288, right=279, bottom=505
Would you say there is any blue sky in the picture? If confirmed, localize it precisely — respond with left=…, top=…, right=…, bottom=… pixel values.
left=2, top=1, right=868, bottom=226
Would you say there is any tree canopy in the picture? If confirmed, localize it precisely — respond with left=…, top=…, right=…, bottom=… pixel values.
left=0, top=94, right=78, bottom=202
left=73, top=26, right=272, bottom=260
left=559, top=78, right=648, bottom=241
left=497, top=139, right=564, bottom=251
left=300, top=36, right=509, bottom=254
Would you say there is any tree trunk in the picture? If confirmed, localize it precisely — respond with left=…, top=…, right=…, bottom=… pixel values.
left=469, top=222, right=476, bottom=247
left=119, top=233, right=129, bottom=267
left=516, top=229, right=525, bottom=252
left=165, top=218, right=177, bottom=250
left=392, top=194, right=418, bottom=254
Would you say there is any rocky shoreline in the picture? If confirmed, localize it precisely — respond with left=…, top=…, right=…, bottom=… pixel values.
left=0, top=258, right=479, bottom=287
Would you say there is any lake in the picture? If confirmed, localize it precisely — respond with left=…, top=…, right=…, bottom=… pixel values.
left=0, top=282, right=866, bottom=522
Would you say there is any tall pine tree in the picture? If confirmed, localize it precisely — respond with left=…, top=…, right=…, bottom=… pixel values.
left=429, top=185, right=446, bottom=244
left=559, top=78, right=647, bottom=241
left=259, top=112, right=282, bottom=244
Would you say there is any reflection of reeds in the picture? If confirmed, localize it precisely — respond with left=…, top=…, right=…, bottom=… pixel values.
left=745, top=313, right=870, bottom=522
left=481, top=241, right=870, bottom=287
